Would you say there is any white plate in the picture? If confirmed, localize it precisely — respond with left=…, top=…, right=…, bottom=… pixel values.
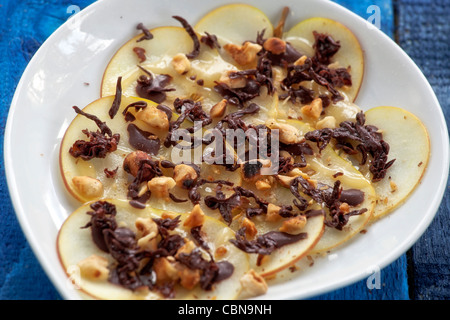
left=4, top=0, right=449, bottom=300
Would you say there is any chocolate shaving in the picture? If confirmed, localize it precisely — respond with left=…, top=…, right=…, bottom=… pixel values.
left=136, top=66, right=175, bottom=104
left=190, top=225, right=210, bottom=251
left=127, top=123, right=161, bottom=155
left=109, top=76, right=122, bottom=119
left=313, top=31, right=341, bottom=65
left=136, top=23, right=154, bottom=42
left=230, top=228, right=307, bottom=255
left=104, top=166, right=119, bottom=178
left=305, top=111, right=396, bottom=182
left=201, top=32, right=221, bottom=49
left=133, top=47, right=146, bottom=63
left=177, top=248, right=234, bottom=291
left=122, top=100, right=148, bottom=122
left=69, top=107, right=120, bottom=160
left=172, top=16, right=200, bottom=59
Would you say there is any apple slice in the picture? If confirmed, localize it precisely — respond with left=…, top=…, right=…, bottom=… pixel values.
left=244, top=213, right=325, bottom=277
left=305, top=144, right=376, bottom=254
left=265, top=119, right=375, bottom=254
left=194, top=3, right=273, bottom=48
left=60, top=94, right=245, bottom=218
left=101, top=26, right=236, bottom=111
left=57, top=198, right=250, bottom=300
left=284, top=17, right=364, bottom=103
left=362, top=106, right=430, bottom=221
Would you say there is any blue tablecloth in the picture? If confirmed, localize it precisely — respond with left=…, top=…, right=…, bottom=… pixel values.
left=0, top=0, right=448, bottom=300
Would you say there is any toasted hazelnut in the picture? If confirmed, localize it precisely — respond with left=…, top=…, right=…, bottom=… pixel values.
left=301, top=98, right=323, bottom=119
left=210, top=99, right=228, bottom=118
left=123, top=150, right=152, bottom=177
left=215, top=246, right=228, bottom=259
left=239, top=269, right=268, bottom=299
left=219, top=70, right=247, bottom=88
left=135, top=217, right=158, bottom=238
left=171, top=53, right=191, bottom=74
left=316, top=116, right=336, bottom=129
left=135, top=105, right=169, bottom=132
left=255, top=179, right=271, bottom=191
left=339, top=202, right=350, bottom=214
left=265, top=119, right=302, bottom=144
left=276, top=175, right=296, bottom=188
left=175, top=240, right=196, bottom=259
left=153, top=257, right=180, bottom=284
left=183, top=204, right=205, bottom=228
left=223, top=42, right=262, bottom=66
left=173, top=164, right=198, bottom=189
left=279, top=215, right=307, bottom=234
left=72, top=176, right=104, bottom=199
left=177, top=264, right=201, bottom=290
left=137, top=232, right=158, bottom=251
left=77, top=255, right=109, bottom=281
left=293, top=55, right=308, bottom=66
left=241, top=217, right=258, bottom=239
left=266, top=203, right=282, bottom=222
left=147, top=176, right=176, bottom=199
left=263, top=37, right=286, bottom=55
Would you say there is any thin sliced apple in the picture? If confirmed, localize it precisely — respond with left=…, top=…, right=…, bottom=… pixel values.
left=305, top=145, right=376, bottom=254
left=60, top=95, right=163, bottom=203
left=362, top=106, right=430, bottom=221
left=194, top=4, right=273, bottom=48
left=57, top=198, right=250, bottom=300
left=245, top=214, right=324, bottom=277
left=284, top=17, right=364, bottom=103
left=60, top=94, right=244, bottom=216
left=101, top=26, right=236, bottom=111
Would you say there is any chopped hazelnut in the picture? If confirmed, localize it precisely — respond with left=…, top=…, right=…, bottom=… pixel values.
left=135, top=217, right=158, bottom=238
left=255, top=179, right=271, bottom=191
left=177, top=264, right=201, bottom=290
left=263, top=37, right=286, bottom=55
left=183, top=204, right=205, bottom=228
left=77, top=255, right=109, bottom=281
left=147, top=176, right=176, bottom=199
left=223, top=42, right=262, bottom=66
left=135, top=105, right=169, bottom=132
left=72, top=176, right=104, bottom=199
left=171, top=53, right=191, bottom=74
left=123, top=150, right=152, bottom=177
left=301, top=98, right=323, bottom=119
left=239, top=269, right=268, bottom=299
left=265, top=119, right=302, bottom=144
left=210, top=99, right=228, bottom=118
left=293, top=55, right=308, bottom=66
left=175, top=240, right=196, bottom=259
left=215, top=246, right=228, bottom=259
left=241, top=217, right=258, bottom=239
left=173, top=164, right=198, bottom=189
left=153, top=257, right=180, bottom=284
left=266, top=203, right=282, bottom=222
left=279, top=215, right=307, bottom=234
left=137, top=232, right=158, bottom=251
left=219, top=70, right=247, bottom=88
left=339, top=202, right=350, bottom=214
left=276, top=175, right=295, bottom=188
left=316, top=116, right=336, bottom=129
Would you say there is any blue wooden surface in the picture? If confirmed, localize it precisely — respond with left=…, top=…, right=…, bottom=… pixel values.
left=0, top=0, right=448, bottom=300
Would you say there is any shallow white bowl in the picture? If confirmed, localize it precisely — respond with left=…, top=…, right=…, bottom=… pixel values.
left=4, top=0, right=449, bottom=300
